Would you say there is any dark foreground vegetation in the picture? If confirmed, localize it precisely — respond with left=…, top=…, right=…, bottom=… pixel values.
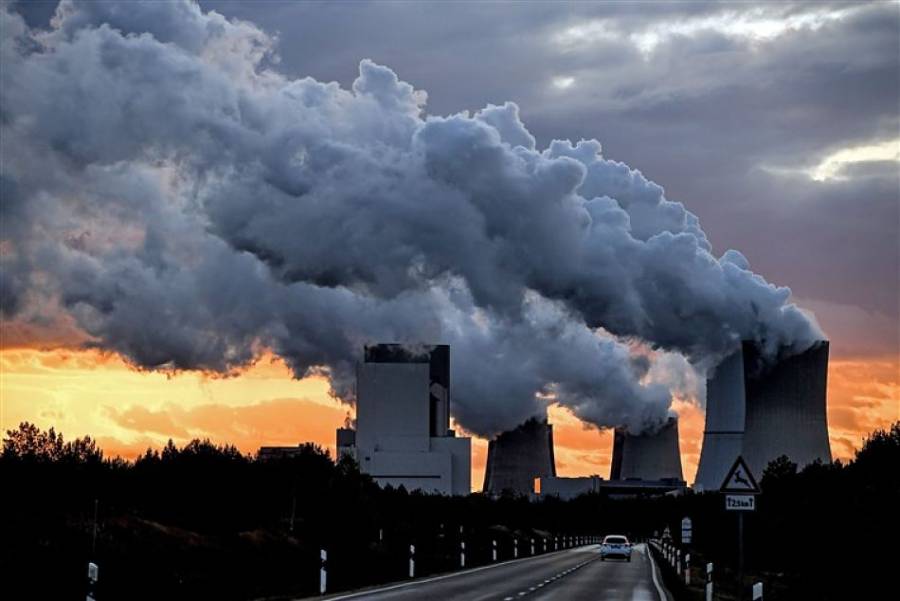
left=2, top=421, right=898, bottom=600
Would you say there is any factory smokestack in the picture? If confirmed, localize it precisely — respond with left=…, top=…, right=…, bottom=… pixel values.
left=694, top=341, right=831, bottom=489
left=610, top=416, right=684, bottom=482
left=741, top=340, right=832, bottom=477
left=694, top=349, right=747, bottom=490
left=482, top=418, right=556, bottom=496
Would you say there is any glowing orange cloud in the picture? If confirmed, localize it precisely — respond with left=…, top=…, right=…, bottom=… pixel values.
left=1, top=348, right=896, bottom=491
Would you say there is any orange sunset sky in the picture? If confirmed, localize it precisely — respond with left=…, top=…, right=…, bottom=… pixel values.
left=1, top=345, right=896, bottom=490
left=2, top=0, right=899, bottom=495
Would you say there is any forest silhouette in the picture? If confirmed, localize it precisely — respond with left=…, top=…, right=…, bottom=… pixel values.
left=2, top=421, right=897, bottom=600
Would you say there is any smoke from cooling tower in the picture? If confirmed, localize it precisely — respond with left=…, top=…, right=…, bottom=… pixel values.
left=0, top=1, right=823, bottom=437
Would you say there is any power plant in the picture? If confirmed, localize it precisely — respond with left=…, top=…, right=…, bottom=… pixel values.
left=695, top=340, right=831, bottom=490
left=338, top=343, right=471, bottom=496
left=325, top=337, right=830, bottom=497
left=610, top=416, right=684, bottom=482
left=482, top=417, right=556, bottom=496
left=694, top=349, right=747, bottom=491
left=538, top=416, right=686, bottom=499
left=742, top=340, right=832, bottom=477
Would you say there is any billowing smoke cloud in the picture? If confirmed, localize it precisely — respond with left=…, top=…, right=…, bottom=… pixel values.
left=0, top=1, right=822, bottom=436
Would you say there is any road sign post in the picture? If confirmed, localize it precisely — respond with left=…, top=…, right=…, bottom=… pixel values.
left=681, top=516, right=692, bottom=545
left=87, top=562, right=98, bottom=601
left=720, top=456, right=760, bottom=601
left=319, top=549, right=327, bottom=594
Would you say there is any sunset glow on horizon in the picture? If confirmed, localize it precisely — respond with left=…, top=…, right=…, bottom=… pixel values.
left=2, top=346, right=895, bottom=490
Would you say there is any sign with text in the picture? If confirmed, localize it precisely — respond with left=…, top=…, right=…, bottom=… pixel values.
left=725, top=494, right=756, bottom=511
left=681, top=517, right=693, bottom=544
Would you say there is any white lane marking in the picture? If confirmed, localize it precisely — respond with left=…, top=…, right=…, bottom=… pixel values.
left=645, top=543, right=668, bottom=601
left=504, top=598, right=513, bottom=600
left=321, top=547, right=574, bottom=600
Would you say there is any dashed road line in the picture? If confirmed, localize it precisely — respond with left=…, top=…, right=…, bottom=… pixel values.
left=496, top=558, right=598, bottom=599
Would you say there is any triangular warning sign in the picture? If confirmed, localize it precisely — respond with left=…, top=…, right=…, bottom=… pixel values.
left=719, top=456, right=760, bottom=494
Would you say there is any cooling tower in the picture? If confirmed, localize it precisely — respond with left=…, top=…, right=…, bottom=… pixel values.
left=609, top=416, right=684, bottom=482
left=694, top=349, right=746, bottom=491
left=482, top=417, right=556, bottom=496
left=741, top=340, right=831, bottom=477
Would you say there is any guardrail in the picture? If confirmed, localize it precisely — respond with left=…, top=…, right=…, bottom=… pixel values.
left=648, top=539, right=769, bottom=601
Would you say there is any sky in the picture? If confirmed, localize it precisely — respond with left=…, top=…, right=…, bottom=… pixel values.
left=1, top=0, right=898, bottom=488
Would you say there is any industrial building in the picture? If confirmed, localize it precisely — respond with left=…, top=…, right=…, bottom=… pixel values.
left=694, top=349, right=747, bottom=491
left=483, top=418, right=556, bottom=496
left=694, top=341, right=831, bottom=491
left=537, top=475, right=686, bottom=500
left=339, top=344, right=471, bottom=496
left=741, top=341, right=832, bottom=477
left=610, top=416, right=684, bottom=482
left=537, top=475, right=602, bottom=500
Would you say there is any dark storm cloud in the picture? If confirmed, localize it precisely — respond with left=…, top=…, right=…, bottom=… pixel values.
left=194, top=0, right=898, bottom=348
left=0, top=1, right=885, bottom=438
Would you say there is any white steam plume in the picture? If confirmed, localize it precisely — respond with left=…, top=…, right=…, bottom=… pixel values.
left=0, top=1, right=822, bottom=436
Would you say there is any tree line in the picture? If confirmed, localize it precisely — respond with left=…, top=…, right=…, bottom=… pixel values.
left=2, top=421, right=897, bottom=600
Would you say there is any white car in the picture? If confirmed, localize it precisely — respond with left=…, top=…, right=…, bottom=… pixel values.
left=600, top=535, right=632, bottom=561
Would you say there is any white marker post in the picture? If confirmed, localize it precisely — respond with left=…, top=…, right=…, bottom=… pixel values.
left=531, top=538, right=535, bottom=556
left=705, top=562, right=714, bottom=601
left=514, top=538, right=518, bottom=559
left=319, top=549, right=327, bottom=595
left=409, top=544, right=415, bottom=579
left=87, top=562, right=99, bottom=601
left=752, top=582, right=763, bottom=600
left=460, top=541, right=466, bottom=568
left=492, top=539, right=497, bottom=562
left=685, top=553, right=691, bottom=585
left=554, top=537, right=558, bottom=551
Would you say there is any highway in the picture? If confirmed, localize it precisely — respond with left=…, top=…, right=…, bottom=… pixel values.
left=316, top=543, right=670, bottom=601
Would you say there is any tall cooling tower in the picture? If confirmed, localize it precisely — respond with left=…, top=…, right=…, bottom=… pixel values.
left=609, top=416, right=684, bottom=482
left=741, top=340, right=831, bottom=477
left=482, top=418, right=556, bottom=496
left=694, top=349, right=746, bottom=491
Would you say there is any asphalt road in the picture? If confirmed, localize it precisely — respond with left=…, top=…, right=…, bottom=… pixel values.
left=317, top=543, right=670, bottom=601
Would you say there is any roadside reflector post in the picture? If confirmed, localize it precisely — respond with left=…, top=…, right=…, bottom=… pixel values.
left=87, top=562, right=99, bottom=601
left=542, top=538, right=546, bottom=553
left=530, top=538, right=535, bottom=555
left=409, top=544, right=415, bottom=579
left=685, top=553, right=691, bottom=585
left=460, top=540, right=466, bottom=568
left=752, top=582, right=763, bottom=600
left=514, top=538, right=518, bottom=559
left=492, top=539, right=497, bottom=562
left=706, top=562, right=714, bottom=601
left=554, top=536, right=558, bottom=551
left=319, top=549, right=327, bottom=595
left=677, top=549, right=681, bottom=571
